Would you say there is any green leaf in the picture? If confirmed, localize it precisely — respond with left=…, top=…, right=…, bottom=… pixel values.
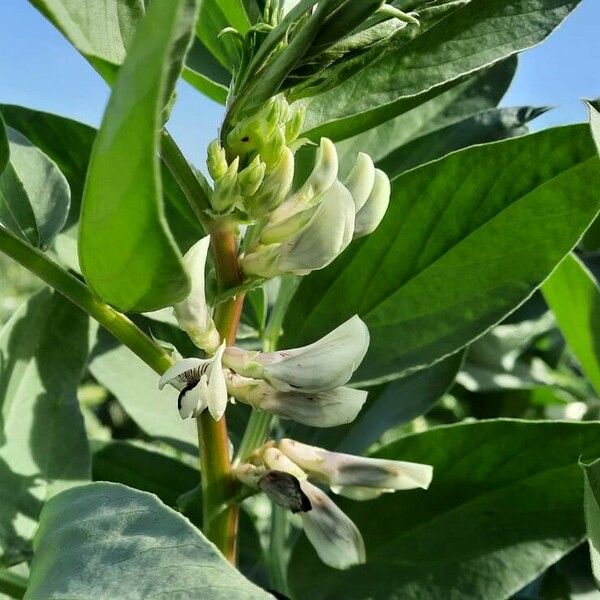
left=0, top=105, right=95, bottom=230
left=92, top=440, right=198, bottom=508
left=302, top=0, right=582, bottom=141
left=196, top=0, right=242, bottom=72
left=0, top=129, right=70, bottom=250
left=31, top=0, right=231, bottom=102
left=542, top=254, right=600, bottom=396
left=587, top=99, right=600, bottom=152
left=183, top=39, right=230, bottom=104
left=0, top=290, right=91, bottom=565
left=288, top=351, right=463, bottom=453
left=25, top=482, right=271, bottom=599
left=0, top=115, right=7, bottom=175
left=335, top=57, right=519, bottom=175
left=582, top=458, right=600, bottom=588
left=283, top=126, right=600, bottom=384
left=215, top=0, right=251, bottom=34
left=290, top=420, right=600, bottom=600
left=79, top=0, right=197, bottom=312
left=243, top=0, right=339, bottom=111
left=378, top=106, right=547, bottom=180
left=457, top=311, right=558, bottom=392
left=88, top=329, right=198, bottom=449
left=29, top=0, right=144, bottom=83
left=0, top=105, right=204, bottom=269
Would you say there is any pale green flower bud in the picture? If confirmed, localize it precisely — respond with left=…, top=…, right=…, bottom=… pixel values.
left=259, top=203, right=315, bottom=245
left=298, top=479, right=366, bottom=570
left=206, top=139, right=228, bottom=181
left=285, top=103, right=306, bottom=144
left=227, top=96, right=289, bottom=158
left=244, top=147, right=295, bottom=219
left=243, top=181, right=355, bottom=278
left=225, top=372, right=367, bottom=427
left=173, top=236, right=220, bottom=352
left=241, top=243, right=281, bottom=278
left=269, top=137, right=338, bottom=223
left=223, top=315, right=369, bottom=392
left=278, top=439, right=433, bottom=493
left=260, top=126, right=286, bottom=169
left=345, top=152, right=375, bottom=212
left=211, top=157, right=241, bottom=213
left=353, top=168, right=390, bottom=238
left=238, top=156, right=266, bottom=197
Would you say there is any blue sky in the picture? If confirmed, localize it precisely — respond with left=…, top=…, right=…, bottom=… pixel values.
left=1, top=1, right=599, bottom=168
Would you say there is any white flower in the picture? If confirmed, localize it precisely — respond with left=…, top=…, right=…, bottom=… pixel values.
left=158, top=341, right=228, bottom=421
left=173, top=236, right=220, bottom=353
left=225, top=372, right=367, bottom=427
left=242, top=180, right=355, bottom=278
left=353, top=168, right=390, bottom=238
left=278, top=438, right=433, bottom=498
left=345, top=152, right=375, bottom=212
left=223, top=315, right=369, bottom=392
left=234, top=462, right=311, bottom=513
left=269, top=137, right=338, bottom=224
left=299, top=479, right=366, bottom=570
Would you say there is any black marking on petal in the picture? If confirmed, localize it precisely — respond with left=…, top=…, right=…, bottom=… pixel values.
left=179, top=363, right=210, bottom=385
left=258, top=470, right=312, bottom=513
left=178, top=381, right=199, bottom=411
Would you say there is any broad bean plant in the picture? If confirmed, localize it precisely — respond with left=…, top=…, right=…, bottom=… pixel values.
left=1, top=0, right=600, bottom=598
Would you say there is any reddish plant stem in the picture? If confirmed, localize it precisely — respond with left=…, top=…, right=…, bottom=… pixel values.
left=197, top=224, right=245, bottom=564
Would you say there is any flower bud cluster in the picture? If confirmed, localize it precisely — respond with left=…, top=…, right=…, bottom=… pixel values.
left=206, top=95, right=303, bottom=218
left=234, top=439, right=433, bottom=570
left=241, top=139, right=390, bottom=279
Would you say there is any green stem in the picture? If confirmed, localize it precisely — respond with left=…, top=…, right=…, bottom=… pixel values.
left=197, top=226, right=245, bottom=563
left=0, top=226, right=172, bottom=375
left=269, top=504, right=292, bottom=596
left=0, top=571, right=27, bottom=599
left=235, top=275, right=300, bottom=462
left=235, top=410, right=273, bottom=462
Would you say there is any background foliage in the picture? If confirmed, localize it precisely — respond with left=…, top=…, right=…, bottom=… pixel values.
left=1, top=1, right=600, bottom=599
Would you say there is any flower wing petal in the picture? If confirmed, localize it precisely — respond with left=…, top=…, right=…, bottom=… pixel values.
left=158, top=357, right=206, bottom=389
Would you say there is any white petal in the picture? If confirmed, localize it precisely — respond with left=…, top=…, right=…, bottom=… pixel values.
left=299, top=480, right=365, bottom=570
left=345, top=152, right=375, bottom=212
left=330, top=485, right=395, bottom=501
left=174, top=236, right=220, bottom=351
left=158, top=357, right=206, bottom=390
left=193, top=375, right=210, bottom=417
left=248, top=384, right=367, bottom=427
left=278, top=181, right=355, bottom=274
left=332, top=457, right=433, bottom=490
left=270, top=138, right=339, bottom=224
left=353, top=169, right=390, bottom=238
left=304, top=137, right=338, bottom=197
left=262, top=447, right=307, bottom=481
left=207, top=342, right=228, bottom=421
left=178, top=383, right=203, bottom=419
left=261, top=315, right=369, bottom=392
left=278, top=439, right=433, bottom=491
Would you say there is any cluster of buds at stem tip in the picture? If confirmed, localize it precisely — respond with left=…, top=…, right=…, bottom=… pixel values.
left=234, top=439, right=433, bottom=570
left=160, top=270, right=370, bottom=425
left=241, top=139, right=390, bottom=279
left=206, top=95, right=302, bottom=218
